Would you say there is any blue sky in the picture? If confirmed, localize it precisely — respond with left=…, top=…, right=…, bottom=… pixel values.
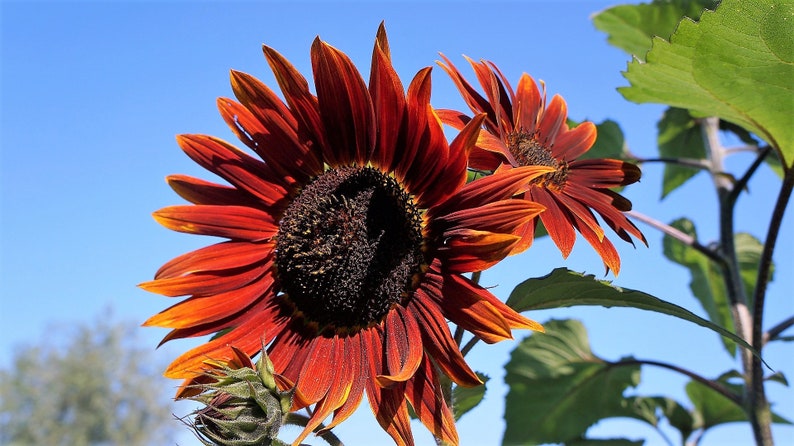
left=1, top=1, right=792, bottom=445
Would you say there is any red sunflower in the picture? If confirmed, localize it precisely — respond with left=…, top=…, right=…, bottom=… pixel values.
left=437, top=56, right=646, bottom=274
left=141, top=25, right=548, bottom=446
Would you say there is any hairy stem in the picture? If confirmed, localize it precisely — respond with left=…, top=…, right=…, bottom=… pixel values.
left=749, top=167, right=794, bottom=445
left=625, top=210, right=724, bottom=266
left=764, top=315, right=794, bottom=345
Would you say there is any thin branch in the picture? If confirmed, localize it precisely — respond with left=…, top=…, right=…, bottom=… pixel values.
left=625, top=210, right=725, bottom=266
left=611, top=358, right=742, bottom=406
left=460, top=335, right=480, bottom=357
left=764, top=315, right=794, bottom=345
left=727, top=146, right=772, bottom=203
left=725, top=145, right=762, bottom=155
left=632, top=156, right=711, bottom=170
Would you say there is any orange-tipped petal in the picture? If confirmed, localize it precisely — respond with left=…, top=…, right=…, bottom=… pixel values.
left=405, top=355, right=459, bottom=446
left=153, top=205, right=277, bottom=241
left=376, top=306, right=423, bottom=387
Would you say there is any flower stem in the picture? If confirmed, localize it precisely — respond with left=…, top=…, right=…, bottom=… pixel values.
left=283, top=413, right=344, bottom=446
left=749, top=165, right=793, bottom=446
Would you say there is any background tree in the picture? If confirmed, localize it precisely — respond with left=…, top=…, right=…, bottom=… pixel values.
left=0, top=312, right=178, bottom=446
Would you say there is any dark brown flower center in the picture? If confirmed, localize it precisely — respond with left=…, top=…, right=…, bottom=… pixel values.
left=507, top=130, right=569, bottom=190
left=275, top=166, right=425, bottom=332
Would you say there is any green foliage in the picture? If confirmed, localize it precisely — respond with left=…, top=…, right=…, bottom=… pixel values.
left=592, top=0, right=718, bottom=61
left=506, top=267, right=754, bottom=353
left=0, top=314, right=176, bottom=446
left=451, top=373, right=489, bottom=421
left=662, top=218, right=773, bottom=355
left=620, top=0, right=794, bottom=168
left=503, top=319, right=641, bottom=445
left=657, top=107, right=707, bottom=198
left=583, top=119, right=629, bottom=160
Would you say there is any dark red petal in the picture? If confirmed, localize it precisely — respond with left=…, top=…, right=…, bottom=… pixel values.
left=515, top=73, right=543, bottom=133
left=435, top=199, right=545, bottom=235
left=143, top=270, right=273, bottom=328
left=363, top=329, right=414, bottom=446
left=467, top=57, right=513, bottom=133
left=394, top=67, right=432, bottom=183
left=554, top=121, right=597, bottom=162
left=568, top=158, right=642, bottom=187
left=376, top=306, right=423, bottom=386
left=437, top=54, right=495, bottom=126
left=576, top=218, right=622, bottom=275
left=405, top=355, right=458, bottom=446
left=262, top=45, right=330, bottom=157
left=295, top=335, right=337, bottom=407
left=153, top=205, right=277, bottom=241
left=216, top=97, right=315, bottom=182
left=176, top=134, right=288, bottom=207
left=321, top=335, right=367, bottom=433
left=166, top=175, right=260, bottom=207
left=429, top=165, right=553, bottom=220
left=436, top=229, right=520, bottom=273
left=154, top=241, right=271, bottom=280
left=537, top=94, right=568, bottom=148
left=294, top=335, right=354, bottom=444
left=415, top=113, right=486, bottom=208
left=529, top=188, right=576, bottom=257
left=140, top=260, right=271, bottom=298
left=443, top=273, right=543, bottom=335
left=369, top=24, right=406, bottom=171
left=163, top=298, right=285, bottom=379
left=409, top=284, right=481, bottom=387
left=311, top=38, right=375, bottom=166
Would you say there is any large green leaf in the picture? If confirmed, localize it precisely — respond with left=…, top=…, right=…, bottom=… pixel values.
left=506, top=268, right=755, bottom=354
left=657, top=107, right=707, bottom=198
left=503, top=319, right=641, bottom=444
left=593, top=0, right=718, bottom=61
left=451, top=373, right=489, bottom=421
left=662, top=218, right=736, bottom=355
left=620, top=0, right=794, bottom=169
left=583, top=119, right=629, bottom=161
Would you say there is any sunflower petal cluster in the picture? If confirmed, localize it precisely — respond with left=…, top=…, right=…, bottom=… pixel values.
left=437, top=55, right=646, bottom=274
left=143, top=24, right=550, bottom=446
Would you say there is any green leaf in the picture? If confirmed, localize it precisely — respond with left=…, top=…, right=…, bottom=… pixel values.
left=657, top=107, right=707, bottom=198
left=686, top=379, right=793, bottom=430
left=620, top=0, right=794, bottom=169
left=593, top=0, right=718, bottom=61
left=503, top=319, right=641, bottom=445
left=662, top=220, right=774, bottom=355
left=451, top=373, right=489, bottom=421
left=506, top=268, right=756, bottom=355
left=662, top=218, right=736, bottom=355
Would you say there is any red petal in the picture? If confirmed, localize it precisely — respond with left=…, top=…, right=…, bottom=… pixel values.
left=140, top=258, right=271, bottom=298
left=153, top=205, right=277, bottom=241
left=437, top=229, right=520, bottom=273
left=376, top=306, right=423, bottom=386
left=262, top=45, right=330, bottom=158
left=295, top=335, right=337, bottom=407
left=144, top=267, right=274, bottom=328
left=405, top=355, right=459, bottom=446
left=515, top=73, right=543, bottom=133
left=369, top=25, right=406, bottom=171
left=321, top=335, right=367, bottom=433
left=363, top=329, right=414, bottom=446
left=531, top=188, right=577, bottom=258
left=154, top=241, right=271, bottom=280
left=166, top=175, right=259, bottom=207
left=176, top=134, right=288, bottom=207
left=311, top=38, right=375, bottom=166
left=163, top=298, right=285, bottom=379
left=437, top=54, right=495, bottom=125
left=568, top=158, right=642, bottom=188
left=554, top=121, right=597, bottom=161
left=444, top=273, right=543, bottom=335
left=409, top=285, right=481, bottom=387
left=537, top=94, right=568, bottom=147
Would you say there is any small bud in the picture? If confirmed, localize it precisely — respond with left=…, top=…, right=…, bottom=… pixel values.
left=186, top=347, right=293, bottom=446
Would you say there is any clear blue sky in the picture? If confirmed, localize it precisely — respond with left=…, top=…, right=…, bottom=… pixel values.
left=2, top=1, right=792, bottom=445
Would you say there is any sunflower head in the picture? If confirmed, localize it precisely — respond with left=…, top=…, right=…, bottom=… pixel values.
left=144, top=23, right=548, bottom=446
